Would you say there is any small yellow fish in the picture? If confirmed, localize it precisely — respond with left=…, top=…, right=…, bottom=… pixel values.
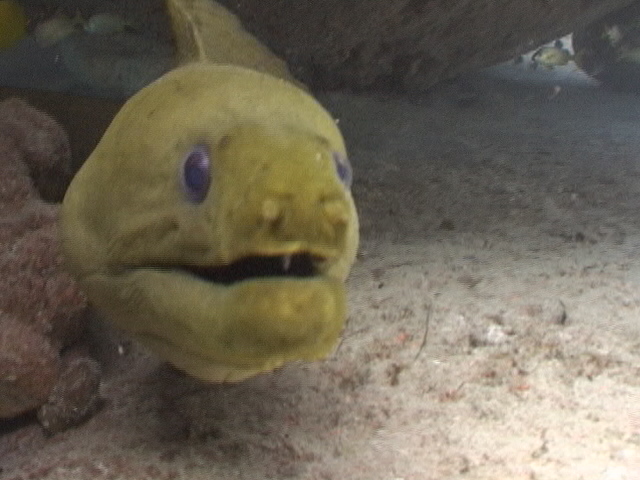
left=0, top=0, right=27, bottom=50
left=531, top=46, right=574, bottom=69
left=83, top=13, right=134, bottom=35
left=602, top=24, right=623, bottom=46
left=34, top=13, right=83, bottom=47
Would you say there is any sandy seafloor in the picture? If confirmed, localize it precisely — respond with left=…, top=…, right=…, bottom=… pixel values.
left=3, top=43, right=640, bottom=479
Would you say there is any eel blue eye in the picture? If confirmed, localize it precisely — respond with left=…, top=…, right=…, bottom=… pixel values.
left=182, top=145, right=211, bottom=203
left=333, top=151, right=352, bottom=188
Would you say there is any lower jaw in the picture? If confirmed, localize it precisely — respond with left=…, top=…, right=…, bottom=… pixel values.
left=84, top=271, right=346, bottom=382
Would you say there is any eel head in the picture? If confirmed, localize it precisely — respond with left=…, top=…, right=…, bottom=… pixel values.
left=61, top=64, right=358, bottom=382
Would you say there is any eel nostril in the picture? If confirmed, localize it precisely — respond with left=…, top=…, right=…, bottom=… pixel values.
left=261, top=198, right=282, bottom=224
left=323, top=199, right=349, bottom=225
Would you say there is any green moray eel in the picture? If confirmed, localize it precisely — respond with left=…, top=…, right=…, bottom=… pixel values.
left=60, top=63, right=359, bottom=382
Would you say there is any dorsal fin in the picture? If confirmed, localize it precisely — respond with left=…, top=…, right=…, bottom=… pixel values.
left=165, top=0, right=299, bottom=84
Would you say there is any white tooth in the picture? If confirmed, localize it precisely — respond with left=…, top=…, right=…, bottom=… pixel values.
left=283, top=255, right=292, bottom=271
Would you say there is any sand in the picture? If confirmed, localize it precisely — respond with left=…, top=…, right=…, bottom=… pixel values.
left=2, top=66, right=640, bottom=479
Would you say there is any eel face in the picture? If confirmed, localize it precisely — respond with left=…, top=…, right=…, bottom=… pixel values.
left=60, top=64, right=358, bottom=382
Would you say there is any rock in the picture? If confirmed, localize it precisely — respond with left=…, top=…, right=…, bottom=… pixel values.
left=0, top=98, right=101, bottom=429
left=573, top=2, right=640, bottom=92
left=0, top=86, right=123, bottom=184
left=0, top=321, right=59, bottom=418
left=469, top=323, right=513, bottom=348
left=217, top=0, right=637, bottom=90
left=37, top=355, right=102, bottom=434
left=539, top=298, right=568, bottom=325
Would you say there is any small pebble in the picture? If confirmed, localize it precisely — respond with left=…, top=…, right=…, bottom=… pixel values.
left=37, top=356, right=102, bottom=434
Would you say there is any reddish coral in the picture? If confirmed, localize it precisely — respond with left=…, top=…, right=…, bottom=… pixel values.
left=0, top=98, right=100, bottom=429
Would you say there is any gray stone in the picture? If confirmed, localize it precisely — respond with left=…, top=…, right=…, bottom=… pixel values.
left=218, top=0, right=638, bottom=90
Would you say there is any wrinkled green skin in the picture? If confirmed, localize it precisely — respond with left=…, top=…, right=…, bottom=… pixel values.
left=61, top=64, right=358, bottom=382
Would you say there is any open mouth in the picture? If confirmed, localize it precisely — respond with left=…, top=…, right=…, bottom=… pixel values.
left=182, top=253, right=323, bottom=285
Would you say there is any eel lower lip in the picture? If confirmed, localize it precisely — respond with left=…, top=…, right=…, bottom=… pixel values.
left=180, top=252, right=325, bottom=285
left=88, top=253, right=346, bottom=382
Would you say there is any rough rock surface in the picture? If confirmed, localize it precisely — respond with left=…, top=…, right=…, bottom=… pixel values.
left=0, top=98, right=101, bottom=431
left=218, top=0, right=638, bottom=90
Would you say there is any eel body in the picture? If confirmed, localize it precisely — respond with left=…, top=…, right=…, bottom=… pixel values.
left=61, top=50, right=358, bottom=380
